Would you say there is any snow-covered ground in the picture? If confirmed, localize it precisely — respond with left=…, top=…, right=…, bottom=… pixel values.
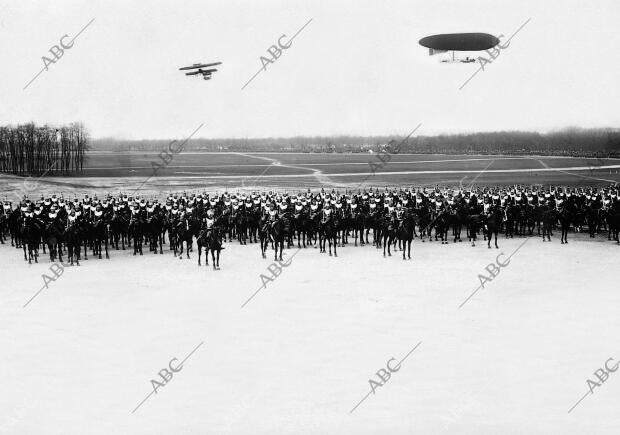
left=1, top=234, right=619, bottom=434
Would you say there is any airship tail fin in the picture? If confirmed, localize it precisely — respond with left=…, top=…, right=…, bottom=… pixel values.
left=429, top=48, right=447, bottom=56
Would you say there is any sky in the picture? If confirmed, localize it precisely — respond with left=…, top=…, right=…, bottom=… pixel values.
left=1, top=0, right=619, bottom=140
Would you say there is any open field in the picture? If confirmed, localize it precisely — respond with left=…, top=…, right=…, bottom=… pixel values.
left=1, top=153, right=620, bottom=199
left=2, top=152, right=619, bottom=434
left=1, top=233, right=619, bottom=434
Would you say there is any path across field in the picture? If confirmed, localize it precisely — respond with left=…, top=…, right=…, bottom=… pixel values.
left=1, top=153, right=619, bottom=198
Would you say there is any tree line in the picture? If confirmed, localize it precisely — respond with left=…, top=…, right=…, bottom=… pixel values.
left=91, top=128, right=620, bottom=157
left=0, top=123, right=89, bottom=176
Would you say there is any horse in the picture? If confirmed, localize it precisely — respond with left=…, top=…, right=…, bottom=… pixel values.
left=335, top=206, right=349, bottom=247
left=558, top=206, right=573, bottom=244
left=0, top=210, right=8, bottom=244
left=91, top=213, right=110, bottom=259
left=585, top=207, right=599, bottom=238
left=110, top=208, right=129, bottom=250
left=415, top=204, right=432, bottom=243
left=484, top=206, right=503, bottom=249
left=516, top=203, right=529, bottom=236
left=448, top=204, right=464, bottom=243
left=270, top=215, right=288, bottom=261
left=349, top=205, right=366, bottom=246
left=44, top=216, right=65, bottom=262
left=64, top=217, right=82, bottom=266
left=128, top=213, right=144, bottom=256
left=259, top=215, right=271, bottom=258
left=233, top=207, right=248, bottom=245
left=504, top=203, right=518, bottom=238
left=21, top=214, right=42, bottom=264
left=146, top=210, right=164, bottom=254
left=174, top=214, right=195, bottom=259
left=365, top=207, right=382, bottom=247
left=527, top=204, right=540, bottom=236
left=8, top=208, right=23, bottom=247
left=308, top=209, right=321, bottom=247
left=465, top=212, right=483, bottom=247
left=197, top=217, right=223, bottom=268
left=541, top=207, right=556, bottom=242
left=207, top=219, right=224, bottom=269
left=380, top=214, right=397, bottom=257
left=246, top=206, right=261, bottom=244
left=609, top=202, right=620, bottom=244
left=395, top=212, right=415, bottom=260
left=433, top=210, right=450, bottom=244
left=319, top=210, right=339, bottom=256
left=292, top=208, right=311, bottom=248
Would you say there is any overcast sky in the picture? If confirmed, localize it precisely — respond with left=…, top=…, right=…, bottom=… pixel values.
left=1, top=0, right=619, bottom=139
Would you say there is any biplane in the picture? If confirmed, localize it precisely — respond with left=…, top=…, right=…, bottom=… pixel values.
left=179, top=62, right=222, bottom=80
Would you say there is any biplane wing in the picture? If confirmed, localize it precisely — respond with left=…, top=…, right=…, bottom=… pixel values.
left=185, top=68, right=217, bottom=76
left=179, top=62, right=222, bottom=71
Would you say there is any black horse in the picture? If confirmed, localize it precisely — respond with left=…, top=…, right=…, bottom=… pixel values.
left=129, top=214, right=144, bottom=256
left=319, top=210, right=339, bottom=256
left=92, top=214, right=110, bottom=259
left=21, top=214, right=42, bottom=264
left=64, top=217, right=82, bottom=266
left=174, top=214, right=195, bottom=259
left=270, top=215, right=288, bottom=261
left=380, top=214, right=397, bottom=257
left=395, top=212, right=415, bottom=260
left=485, top=206, right=503, bottom=249
left=541, top=207, right=556, bottom=242
left=207, top=220, right=223, bottom=269
left=558, top=206, right=573, bottom=244
left=45, top=216, right=65, bottom=262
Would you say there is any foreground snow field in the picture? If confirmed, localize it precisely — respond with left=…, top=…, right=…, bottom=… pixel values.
left=1, top=234, right=619, bottom=434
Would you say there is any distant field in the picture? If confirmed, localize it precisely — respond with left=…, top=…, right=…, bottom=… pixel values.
left=1, top=152, right=619, bottom=198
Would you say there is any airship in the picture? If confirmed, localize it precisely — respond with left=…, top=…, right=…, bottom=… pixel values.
left=419, top=33, right=500, bottom=63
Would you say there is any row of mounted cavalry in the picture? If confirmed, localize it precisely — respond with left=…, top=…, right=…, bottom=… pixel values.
left=1, top=186, right=619, bottom=267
